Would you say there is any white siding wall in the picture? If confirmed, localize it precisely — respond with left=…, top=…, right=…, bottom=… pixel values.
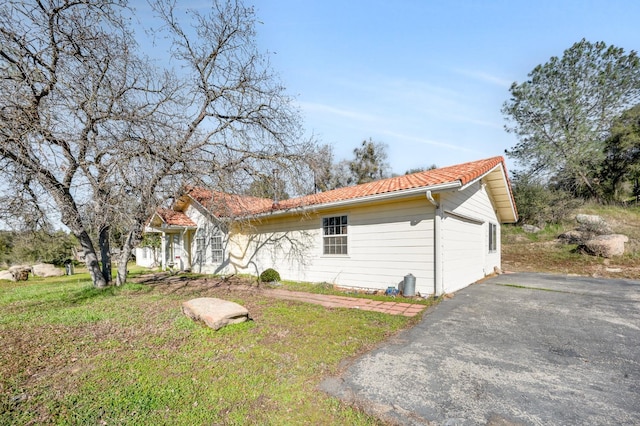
left=145, top=180, right=505, bottom=295
left=440, top=181, right=501, bottom=293
left=134, top=246, right=159, bottom=268
left=227, top=197, right=436, bottom=295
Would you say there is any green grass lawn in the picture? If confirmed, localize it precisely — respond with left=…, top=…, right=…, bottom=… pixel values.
left=1, top=270, right=425, bottom=425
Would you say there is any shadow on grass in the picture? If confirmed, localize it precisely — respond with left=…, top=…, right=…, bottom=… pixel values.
left=66, top=285, right=121, bottom=304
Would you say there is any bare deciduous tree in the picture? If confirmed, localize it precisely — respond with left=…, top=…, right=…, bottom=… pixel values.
left=0, top=0, right=316, bottom=287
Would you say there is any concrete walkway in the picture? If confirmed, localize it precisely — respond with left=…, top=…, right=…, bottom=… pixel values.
left=264, top=288, right=427, bottom=317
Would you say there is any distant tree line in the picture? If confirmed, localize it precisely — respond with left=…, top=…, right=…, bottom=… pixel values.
left=0, top=230, right=76, bottom=268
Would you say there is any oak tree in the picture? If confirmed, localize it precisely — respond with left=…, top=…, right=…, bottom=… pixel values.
left=0, top=0, right=314, bottom=287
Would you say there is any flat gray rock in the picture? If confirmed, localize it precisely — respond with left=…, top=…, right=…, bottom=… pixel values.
left=182, top=297, right=249, bottom=330
left=0, top=270, right=14, bottom=281
left=32, top=263, right=64, bottom=277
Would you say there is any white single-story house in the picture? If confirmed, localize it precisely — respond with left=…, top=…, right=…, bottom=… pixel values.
left=136, top=156, right=517, bottom=296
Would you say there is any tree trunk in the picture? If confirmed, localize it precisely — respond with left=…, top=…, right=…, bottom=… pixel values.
left=49, top=187, right=107, bottom=289
left=117, top=220, right=145, bottom=286
left=116, top=228, right=136, bottom=286
left=98, top=225, right=112, bottom=286
left=576, top=169, right=601, bottom=201
left=77, top=230, right=108, bottom=288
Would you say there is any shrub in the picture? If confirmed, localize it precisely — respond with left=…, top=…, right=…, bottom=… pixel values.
left=259, top=268, right=281, bottom=282
left=512, top=173, right=582, bottom=225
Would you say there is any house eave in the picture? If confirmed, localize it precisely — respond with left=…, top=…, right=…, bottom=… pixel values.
left=250, top=181, right=463, bottom=219
left=145, top=224, right=197, bottom=233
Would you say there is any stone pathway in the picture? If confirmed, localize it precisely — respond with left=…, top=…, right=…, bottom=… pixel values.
left=264, top=289, right=426, bottom=317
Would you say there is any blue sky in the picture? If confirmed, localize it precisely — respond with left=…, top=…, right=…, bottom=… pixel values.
left=248, top=0, right=640, bottom=174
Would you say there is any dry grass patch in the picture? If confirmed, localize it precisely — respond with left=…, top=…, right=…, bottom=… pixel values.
left=502, top=204, right=640, bottom=279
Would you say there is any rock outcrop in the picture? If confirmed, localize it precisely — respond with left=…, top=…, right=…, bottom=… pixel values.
left=557, top=215, right=629, bottom=258
left=32, top=263, right=64, bottom=278
left=182, top=297, right=249, bottom=330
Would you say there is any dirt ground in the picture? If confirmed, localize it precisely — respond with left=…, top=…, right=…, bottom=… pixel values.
left=502, top=240, right=640, bottom=280
left=132, top=273, right=263, bottom=296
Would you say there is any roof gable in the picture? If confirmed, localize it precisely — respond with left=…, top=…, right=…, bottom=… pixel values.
left=149, top=208, right=197, bottom=228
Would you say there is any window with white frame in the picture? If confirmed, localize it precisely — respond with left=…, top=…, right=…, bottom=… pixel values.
left=211, top=235, right=224, bottom=263
left=323, top=215, right=348, bottom=255
left=488, top=222, right=497, bottom=253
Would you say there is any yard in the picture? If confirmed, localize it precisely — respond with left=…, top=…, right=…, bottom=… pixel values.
left=0, top=269, right=427, bottom=425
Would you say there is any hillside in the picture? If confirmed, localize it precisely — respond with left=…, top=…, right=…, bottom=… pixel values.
left=502, top=204, right=640, bottom=280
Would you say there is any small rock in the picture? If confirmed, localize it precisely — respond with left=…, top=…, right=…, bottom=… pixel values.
left=605, top=268, right=622, bottom=273
left=182, top=297, right=249, bottom=330
left=522, top=224, right=542, bottom=233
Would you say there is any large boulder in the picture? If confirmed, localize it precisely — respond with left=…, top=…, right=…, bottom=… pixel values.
left=8, top=265, right=31, bottom=281
left=32, top=263, right=64, bottom=278
left=582, top=234, right=629, bottom=258
left=575, top=214, right=612, bottom=235
left=182, top=297, right=249, bottom=331
left=0, top=270, right=14, bottom=281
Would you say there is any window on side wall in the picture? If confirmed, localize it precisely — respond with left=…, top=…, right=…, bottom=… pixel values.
left=323, top=215, right=348, bottom=255
left=211, top=235, right=224, bottom=263
left=488, top=223, right=497, bottom=253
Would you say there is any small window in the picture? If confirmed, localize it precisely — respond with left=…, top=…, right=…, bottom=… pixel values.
left=488, top=223, right=497, bottom=253
left=211, top=235, right=224, bottom=263
left=323, top=215, right=348, bottom=255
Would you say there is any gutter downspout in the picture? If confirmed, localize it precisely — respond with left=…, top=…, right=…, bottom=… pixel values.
left=426, top=190, right=443, bottom=297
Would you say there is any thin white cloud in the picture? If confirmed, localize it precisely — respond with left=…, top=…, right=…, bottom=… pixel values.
left=454, top=69, right=513, bottom=88
left=449, top=114, right=504, bottom=130
left=297, top=101, right=379, bottom=122
left=380, top=130, right=481, bottom=154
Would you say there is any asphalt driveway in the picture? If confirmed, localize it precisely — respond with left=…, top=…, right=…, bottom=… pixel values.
left=321, top=273, right=640, bottom=425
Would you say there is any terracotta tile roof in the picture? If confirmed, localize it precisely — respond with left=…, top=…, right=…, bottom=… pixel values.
left=157, top=208, right=197, bottom=227
left=187, top=156, right=511, bottom=217
left=187, top=188, right=274, bottom=217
